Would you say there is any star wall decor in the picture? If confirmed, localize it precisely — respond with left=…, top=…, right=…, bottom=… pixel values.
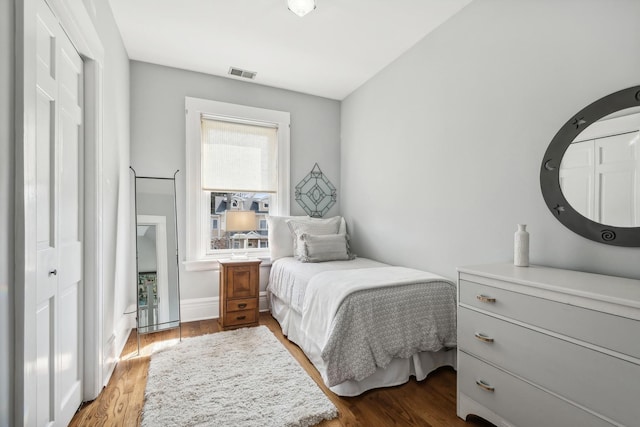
left=295, top=163, right=336, bottom=217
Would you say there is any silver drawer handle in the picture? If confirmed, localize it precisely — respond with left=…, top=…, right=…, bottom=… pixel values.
left=476, top=294, right=496, bottom=303
left=476, top=379, right=495, bottom=392
left=474, top=332, right=494, bottom=343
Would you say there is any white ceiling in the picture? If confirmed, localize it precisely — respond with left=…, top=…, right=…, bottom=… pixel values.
left=108, top=0, right=472, bottom=100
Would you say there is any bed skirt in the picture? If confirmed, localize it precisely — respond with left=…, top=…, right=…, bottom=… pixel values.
left=269, top=293, right=456, bottom=396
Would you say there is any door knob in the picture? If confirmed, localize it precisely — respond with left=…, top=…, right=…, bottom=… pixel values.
left=49, top=269, right=57, bottom=276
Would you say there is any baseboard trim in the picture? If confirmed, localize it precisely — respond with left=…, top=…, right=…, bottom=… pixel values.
left=180, top=292, right=270, bottom=323
left=104, top=308, right=135, bottom=387
left=180, top=297, right=218, bottom=322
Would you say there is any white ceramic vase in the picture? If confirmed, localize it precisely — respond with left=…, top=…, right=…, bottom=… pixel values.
left=514, top=224, right=529, bottom=267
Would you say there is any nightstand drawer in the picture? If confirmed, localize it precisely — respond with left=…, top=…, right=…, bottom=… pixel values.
left=459, top=279, right=640, bottom=358
left=458, top=307, right=640, bottom=426
left=224, top=309, right=257, bottom=327
left=227, top=298, right=257, bottom=312
left=458, top=351, right=611, bottom=427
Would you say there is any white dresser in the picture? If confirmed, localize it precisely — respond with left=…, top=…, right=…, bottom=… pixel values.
left=456, top=263, right=640, bottom=427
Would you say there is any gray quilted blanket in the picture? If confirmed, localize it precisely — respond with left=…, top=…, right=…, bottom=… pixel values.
left=322, top=281, right=457, bottom=386
left=298, top=266, right=457, bottom=387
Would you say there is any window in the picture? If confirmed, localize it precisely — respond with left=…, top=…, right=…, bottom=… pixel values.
left=185, top=97, right=290, bottom=269
left=209, top=191, right=270, bottom=251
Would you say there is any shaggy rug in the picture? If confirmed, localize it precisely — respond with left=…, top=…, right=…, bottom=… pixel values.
left=142, top=326, right=338, bottom=427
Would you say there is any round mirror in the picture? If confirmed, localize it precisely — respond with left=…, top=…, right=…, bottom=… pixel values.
left=540, top=86, right=640, bottom=246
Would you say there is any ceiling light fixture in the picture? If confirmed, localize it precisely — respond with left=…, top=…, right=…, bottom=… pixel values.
left=287, top=0, right=316, bottom=17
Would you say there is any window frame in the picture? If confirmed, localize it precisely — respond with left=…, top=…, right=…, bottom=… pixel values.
left=185, top=97, right=290, bottom=270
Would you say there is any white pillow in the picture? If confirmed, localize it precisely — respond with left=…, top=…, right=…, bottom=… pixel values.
left=338, top=217, right=347, bottom=235
left=286, top=216, right=342, bottom=259
left=266, top=215, right=309, bottom=261
left=298, top=233, right=352, bottom=262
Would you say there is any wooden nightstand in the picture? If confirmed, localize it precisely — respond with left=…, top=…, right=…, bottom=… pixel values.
left=218, top=258, right=261, bottom=330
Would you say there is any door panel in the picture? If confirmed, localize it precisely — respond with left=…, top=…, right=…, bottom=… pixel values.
left=596, top=132, right=638, bottom=226
left=56, top=16, right=84, bottom=426
left=35, top=0, right=84, bottom=425
left=35, top=3, right=58, bottom=424
left=58, top=284, right=80, bottom=412
left=36, top=300, right=53, bottom=427
left=559, top=140, right=595, bottom=219
left=35, top=88, right=54, bottom=249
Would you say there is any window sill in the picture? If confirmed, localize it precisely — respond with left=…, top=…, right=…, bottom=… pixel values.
left=183, top=254, right=272, bottom=272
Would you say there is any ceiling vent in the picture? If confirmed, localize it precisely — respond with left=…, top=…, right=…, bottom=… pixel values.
left=228, top=67, right=257, bottom=80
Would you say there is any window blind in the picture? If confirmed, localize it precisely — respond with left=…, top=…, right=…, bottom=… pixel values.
left=201, top=117, right=278, bottom=193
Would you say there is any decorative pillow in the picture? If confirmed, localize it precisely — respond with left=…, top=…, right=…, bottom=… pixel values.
left=266, top=215, right=309, bottom=261
left=338, top=217, right=347, bottom=235
left=286, top=216, right=343, bottom=259
left=298, top=233, right=352, bottom=263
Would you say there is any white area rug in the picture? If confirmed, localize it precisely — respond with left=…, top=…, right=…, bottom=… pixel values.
left=142, top=326, right=338, bottom=427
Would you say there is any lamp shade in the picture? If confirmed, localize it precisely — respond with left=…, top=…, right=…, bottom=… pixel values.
left=288, top=0, right=316, bottom=17
left=226, top=210, right=256, bottom=232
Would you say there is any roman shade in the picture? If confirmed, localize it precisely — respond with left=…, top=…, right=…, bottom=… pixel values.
left=201, top=117, right=278, bottom=193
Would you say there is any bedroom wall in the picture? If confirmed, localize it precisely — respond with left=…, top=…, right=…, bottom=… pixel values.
left=129, top=61, right=341, bottom=311
left=341, top=0, right=640, bottom=281
left=82, top=0, right=132, bottom=379
left=1, top=0, right=15, bottom=424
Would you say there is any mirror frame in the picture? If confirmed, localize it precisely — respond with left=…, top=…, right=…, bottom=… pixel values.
left=131, top=167, right=182, bottom=351
left=540, top=85, right=640, bottom=247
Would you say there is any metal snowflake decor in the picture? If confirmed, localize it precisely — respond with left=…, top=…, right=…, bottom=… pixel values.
left=295, top=163, right=336, bottom=217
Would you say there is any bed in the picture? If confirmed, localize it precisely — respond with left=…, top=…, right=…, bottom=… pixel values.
left=266, top=215, right=457, bottom=396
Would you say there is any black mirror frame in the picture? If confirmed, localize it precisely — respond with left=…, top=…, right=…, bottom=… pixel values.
left=540, top=85, right=640, bottom=247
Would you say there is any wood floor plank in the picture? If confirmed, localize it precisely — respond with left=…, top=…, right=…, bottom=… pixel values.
left=70, top=313, right=494, bottom=426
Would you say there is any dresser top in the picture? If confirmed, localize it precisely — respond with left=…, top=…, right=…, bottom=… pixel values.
left=458, top=263, right=640, bottom=310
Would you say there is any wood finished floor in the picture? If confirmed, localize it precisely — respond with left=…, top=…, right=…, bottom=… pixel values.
left=70, top=313, right=495, bottom=427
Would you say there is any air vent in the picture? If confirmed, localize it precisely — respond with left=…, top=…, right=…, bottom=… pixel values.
left=228, top=67, right=257, bottom=80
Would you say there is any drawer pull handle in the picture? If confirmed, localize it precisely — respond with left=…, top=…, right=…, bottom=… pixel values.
left=476, top=380, right=495, bottom=392
left=474, top=332, right=494, bottom=343
left=236, top=316, right=246, bottom=320
left=476, top=294, right=496, bottom=303
left=238, top=303, right=247, bottom=308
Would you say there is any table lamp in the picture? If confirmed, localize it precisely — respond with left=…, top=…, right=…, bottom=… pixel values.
left=226, top=210, right=257, bottom=256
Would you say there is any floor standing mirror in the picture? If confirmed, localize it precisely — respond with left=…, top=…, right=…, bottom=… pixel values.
left=131, top=168, right=181, bottom=353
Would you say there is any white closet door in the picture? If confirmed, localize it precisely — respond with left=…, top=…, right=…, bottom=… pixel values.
left=595, top=131, right=639, bottom=226
left=35, top=0, right=84, bottom=425
left=560, top=140, right=595, bottom=220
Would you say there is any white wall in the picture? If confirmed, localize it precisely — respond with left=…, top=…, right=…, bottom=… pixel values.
left=1, top=0, right=14, bottom=424
left=130, top=61, right=341, bottom=308
left=341, top=0, right=640, bottom=281
left=82, top=0, right=132, bottom=377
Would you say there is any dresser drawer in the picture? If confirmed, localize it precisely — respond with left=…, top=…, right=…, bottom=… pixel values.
left=458, top=351, right=612, bottom=427
left=223, top=309, right=257, bottom=327
left=459, top=279, right=640, bottom=359
left=459, top=307, right=640, bottom=426
left=226, top=298, right=257, bottom=312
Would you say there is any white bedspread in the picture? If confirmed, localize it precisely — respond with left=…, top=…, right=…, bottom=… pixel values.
left=300, top=266, right=453, bottom=356
left=268, top=257, right=387, bottom=312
